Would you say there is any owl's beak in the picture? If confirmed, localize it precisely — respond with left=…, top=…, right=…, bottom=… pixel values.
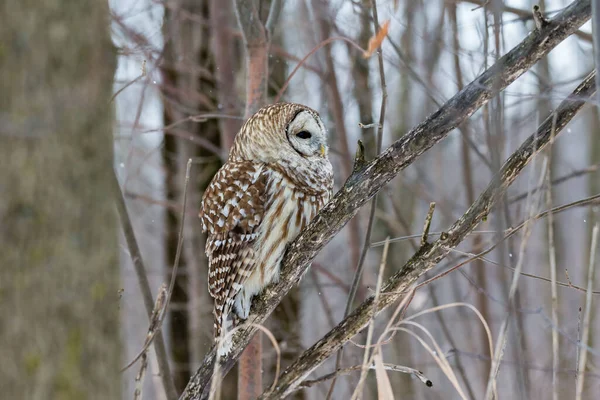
left=319, top=144, right=326, bottom=157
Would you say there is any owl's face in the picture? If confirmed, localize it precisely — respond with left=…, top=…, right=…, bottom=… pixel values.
left=229, top=103, right=330, bottom=166
left=285, top=109, right=328, bottom=160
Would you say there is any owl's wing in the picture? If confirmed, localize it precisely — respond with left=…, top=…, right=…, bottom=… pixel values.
left=200, top=161, right=267, bottom=315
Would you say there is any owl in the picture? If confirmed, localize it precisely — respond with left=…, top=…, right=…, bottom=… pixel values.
left=199, top=102, right=334, bottom=356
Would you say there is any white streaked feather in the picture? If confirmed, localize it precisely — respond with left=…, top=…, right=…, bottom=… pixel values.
left=232, top=169, right=319, bottom=320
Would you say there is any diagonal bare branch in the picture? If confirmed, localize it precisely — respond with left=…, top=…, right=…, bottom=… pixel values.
left=179, top=1, right=593, bottom=398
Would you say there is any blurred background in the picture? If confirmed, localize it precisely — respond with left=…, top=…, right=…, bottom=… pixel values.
left=1, top=0, right=598, bottom=399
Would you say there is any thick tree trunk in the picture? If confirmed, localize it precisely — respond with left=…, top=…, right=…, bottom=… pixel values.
left=0, top=0, right=121, bottom=397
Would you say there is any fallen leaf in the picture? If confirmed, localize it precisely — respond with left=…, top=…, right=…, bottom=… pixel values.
left=363, top=20, right=390, bottom=58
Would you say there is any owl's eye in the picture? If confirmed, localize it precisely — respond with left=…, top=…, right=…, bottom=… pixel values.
left=296, top=130, right=312, bottom=139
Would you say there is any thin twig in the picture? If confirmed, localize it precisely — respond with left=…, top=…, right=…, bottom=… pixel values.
left=133, top=283, right=167, bottom=400
left=139, top=114, right=244, bottom=135
left=593, top=0, right=600, bottom=107
left=449, top=2, right=493, bottom=390
left=299, top=363, right=432, bottom=389
left=575, top=223, right=599, bottom=399
left=484, top=124, right=550, bottom=399
left=265, top=0, right=282, bottom=34
left=133, top=352, right=149, bottom=400
left=444, top=246, right=600, bottom=295
left=387, top=38, right=445, bottom=108
left=421, top=203, right=436, bottom=246
left=328, top=3, right=388, bottom=397
left=405, top=302, right=495, bottom=375
left=124, top=284, right=168, bottom=372
left=508, top=163, right=600, bottom=203
left=372, top=301, right=493, bottom=398
left=575, top=306, right=583, bottom=390
left=544, top=115, right=560, bottom=400
left=358, top=122, right=380, bottom=129
left=121, top=159, right=192, bottom=373
left=405, top=192, right=600, bottom=296
left=111, top=60, right=146, bottom=103
left=274, top=36, right=365, bottom=102
left=458, top=0, right=593, bottom=41
left=311, top=6, right=361, bottom=274
left=351, top=238, right=390, bottom=399
left=114, top=171, right=178, bottom=400
left=392, top=323, right=467, bottom=399
left=351, top=298, right=494, bottom=398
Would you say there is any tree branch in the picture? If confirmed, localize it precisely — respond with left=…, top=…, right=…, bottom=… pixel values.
left=179, top=1, right=592, bottom=398
left=261, top=70, right=596, bottom=400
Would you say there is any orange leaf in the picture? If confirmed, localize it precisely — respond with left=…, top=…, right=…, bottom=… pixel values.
left=363, top=20, right=390, bottom=58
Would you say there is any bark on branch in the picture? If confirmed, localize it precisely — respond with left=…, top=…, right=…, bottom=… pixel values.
left=260, top=70, right=597, bottom=400
left=179, top=1, right=592, bottom=398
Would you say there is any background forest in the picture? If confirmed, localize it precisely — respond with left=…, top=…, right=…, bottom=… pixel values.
left=1, top=0, right=599, bottom=399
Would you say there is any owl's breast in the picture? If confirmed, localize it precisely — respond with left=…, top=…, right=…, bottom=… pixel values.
left=252, top=170, right=327, bottom=286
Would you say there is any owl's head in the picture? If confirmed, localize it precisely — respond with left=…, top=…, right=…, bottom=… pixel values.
left=229, top=103, right=330, bottom=165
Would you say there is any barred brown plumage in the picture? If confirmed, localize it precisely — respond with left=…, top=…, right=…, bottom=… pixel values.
left=199, top=103, right=333, bottom=356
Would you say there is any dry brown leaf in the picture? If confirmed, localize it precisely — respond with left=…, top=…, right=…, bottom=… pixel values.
left=363, top=20, right=390, bottom=58
left=374, top=352, right=395, bottom=400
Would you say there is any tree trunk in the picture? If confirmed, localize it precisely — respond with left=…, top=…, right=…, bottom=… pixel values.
left=161, top=0, right=228, bottom=394
left=0, top=0, right=121, bottom=397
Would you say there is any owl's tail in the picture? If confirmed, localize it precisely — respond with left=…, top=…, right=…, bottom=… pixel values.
left=214, top=305, right=235, bottom=357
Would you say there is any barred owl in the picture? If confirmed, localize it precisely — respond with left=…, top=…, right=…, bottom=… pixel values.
left=199, top=102, right=333, bottom=355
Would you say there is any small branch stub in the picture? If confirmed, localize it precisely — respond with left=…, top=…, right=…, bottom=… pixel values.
left=352, top=140, right=367, bottom=174
left=421, top=202, right=436, bottom=246
left=533, top=5, right=550, bottom=30
left=358, top=122, right=381, bottom=130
